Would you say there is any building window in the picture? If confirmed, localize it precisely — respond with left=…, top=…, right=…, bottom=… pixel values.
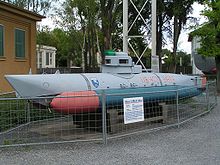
left=38, top=52, right=42, bottom=68
left=46, top=52, right=49, bottom=65
left=0, top=25, right=3, bottom=57
left=49, top=53, right=53, bottom=65
left=46, top=52, right=53, bottom=66
left=15, top=29, right=25, bottom=58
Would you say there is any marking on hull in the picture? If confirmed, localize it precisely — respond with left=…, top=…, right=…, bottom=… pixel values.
left=43, top=82, right=50, bottom=89
left=162, top=75, right=175, bottom=83
left=91, top=78, right=100, bottom=88
left=153, top=73, right=163, bottom=86
left=80, top=74, right=92, bottom=90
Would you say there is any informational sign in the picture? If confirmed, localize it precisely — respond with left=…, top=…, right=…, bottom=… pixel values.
left=123, top=97, right=144, bottom=124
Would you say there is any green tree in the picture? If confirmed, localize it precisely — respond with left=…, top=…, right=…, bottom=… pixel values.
left=51, top=28, right=71, bottom=67
left=0, top=0, right=56, bottom=14
left=37, top=27, right=83, bottom=67
left=164, top=0, right=204, bottom=73
left=156, top=0, right=173, bottom=72
left=54, top=0, right=122, bottom=70
left=192, top=0, right=220, bottom=92
left=37, top=26, right=55, bottom=46
left=56, top=0, right=101, bottom=70
left=100, top=0, right=121, bottom=50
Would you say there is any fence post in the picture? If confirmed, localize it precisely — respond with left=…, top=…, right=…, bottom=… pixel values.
left=206, top=82, right=210, bottom=112
left=27, top=100, right=31, bottom=123
left=102, top=91, right=107, bottom=145
left=215, top=80, right=218, bottom=106
left=176, top=90, right=180, bottom=128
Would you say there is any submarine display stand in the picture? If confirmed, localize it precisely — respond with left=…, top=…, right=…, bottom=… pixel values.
left=5, top=50, right=206, bottom=133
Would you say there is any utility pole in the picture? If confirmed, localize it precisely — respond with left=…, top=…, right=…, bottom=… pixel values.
left=151, top=0, right=159, bottom=72
left=123, top=0, right=128, bottom=53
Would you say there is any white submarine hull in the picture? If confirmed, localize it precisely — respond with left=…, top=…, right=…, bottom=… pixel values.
left=5, top=72, right=205, bottom=98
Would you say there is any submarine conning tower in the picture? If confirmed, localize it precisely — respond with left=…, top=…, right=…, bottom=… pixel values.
left=101, top=50, right=142, bottom=74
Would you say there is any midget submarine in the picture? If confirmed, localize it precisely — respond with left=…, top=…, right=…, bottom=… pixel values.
left=5, top=51, right=206, bottom=114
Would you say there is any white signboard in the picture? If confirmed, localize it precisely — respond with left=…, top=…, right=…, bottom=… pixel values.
left=123, top=97, right=144, bottom=124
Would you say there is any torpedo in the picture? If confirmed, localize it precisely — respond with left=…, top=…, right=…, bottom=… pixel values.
left=5, top=51, right=206, bottom=114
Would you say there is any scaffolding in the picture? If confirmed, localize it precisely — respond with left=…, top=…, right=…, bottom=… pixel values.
left=123, top=0, right=159, bottom=72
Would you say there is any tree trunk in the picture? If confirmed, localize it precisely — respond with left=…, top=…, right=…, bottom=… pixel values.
left=215, top=56, right=220, bottom=93
left=81, top=32, right=86, bottom=72
left=101, top=20, right=112, bottom=51
left=156, top=14, right=163, bottom=72
left=100, top=0, right=115, bottom=64
left=91, top=26, right=96, bottom=69
left=171, top=16, right=181, bottom=73
left=87, top=28, right=92, bottom=69
left=27, top=0, right=30, bottom=10
left=84, top=36, right=88, bottom=72
left=32, top=0, right=35, bottom=12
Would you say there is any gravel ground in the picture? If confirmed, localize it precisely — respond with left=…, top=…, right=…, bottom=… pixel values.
left=0, top=97, right=219, bottom=165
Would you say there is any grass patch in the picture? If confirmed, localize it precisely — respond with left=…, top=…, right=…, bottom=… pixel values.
left=0, top=99, right=27, bottom=132
left=3, top=139, right=11, bottom=145
left=0, top=92, right=16, bottom=98
left=0, top=98, right=61, bottom=132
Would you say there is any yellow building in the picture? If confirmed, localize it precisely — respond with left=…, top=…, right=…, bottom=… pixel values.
left=0, top=1, right=45, bottom=92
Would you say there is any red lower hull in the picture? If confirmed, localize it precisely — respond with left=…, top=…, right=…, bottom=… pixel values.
left=50, top=91, right=100, bottom=114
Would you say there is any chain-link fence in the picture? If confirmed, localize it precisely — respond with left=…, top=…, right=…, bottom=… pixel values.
left=0, top=81, right=217, bottom=147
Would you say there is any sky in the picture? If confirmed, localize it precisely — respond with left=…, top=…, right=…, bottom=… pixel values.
left=39, top=2, right=206, bottom=54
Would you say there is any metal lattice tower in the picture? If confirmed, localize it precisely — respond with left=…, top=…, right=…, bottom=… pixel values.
left=123, top=0, right=158, bottom=72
